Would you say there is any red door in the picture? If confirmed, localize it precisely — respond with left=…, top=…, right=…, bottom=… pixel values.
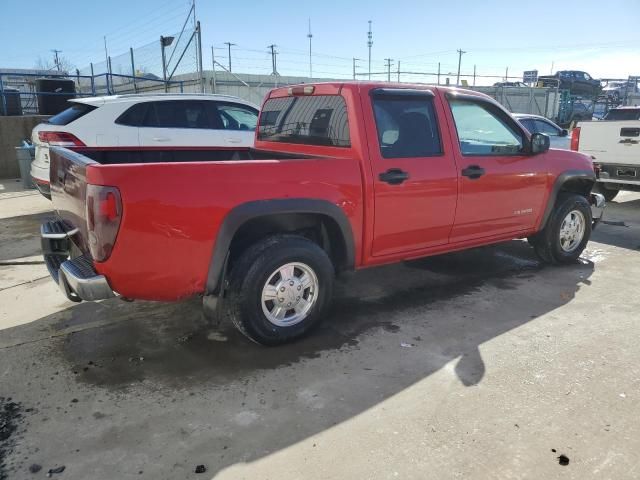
left=364, top=88, right=459, bottom=257
left=445, top=95, right=548, bottom=242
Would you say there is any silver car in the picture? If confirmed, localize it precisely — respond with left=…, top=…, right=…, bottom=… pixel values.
left=513, top=114, right=571, bottom=150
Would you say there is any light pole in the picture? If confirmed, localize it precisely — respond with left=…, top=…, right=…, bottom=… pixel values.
left=307, top=18, right=313, bottom=79
left=367, top=20, right=373, bottom=80
left=353, top=57, right=361, bottom=80
left=160, top=35, right=175, bottom=92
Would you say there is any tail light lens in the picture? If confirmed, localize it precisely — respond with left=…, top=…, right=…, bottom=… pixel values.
left=86, top=185, right=122, bottom=262
left=570, top=127, right=580, bottom=151
left=38, top=131, right=86, bottom=147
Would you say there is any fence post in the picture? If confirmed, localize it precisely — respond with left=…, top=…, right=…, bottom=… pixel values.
left=130, top=48, right=137, bottom=93
left=0, top=74, right=6, bottom=116
left=196, top=21, right=204, bottom=93
left=90, top=63, right=95, bottom=96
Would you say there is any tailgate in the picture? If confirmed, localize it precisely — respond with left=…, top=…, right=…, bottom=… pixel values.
left=49, top=146, right=95, bottom=253
left=579, top=121, right=640, bottom=166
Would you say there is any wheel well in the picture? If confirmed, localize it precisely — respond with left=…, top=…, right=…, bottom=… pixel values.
left=227, top=213, right=349, bottom=273
left=558, top=177, right=594, bottom=198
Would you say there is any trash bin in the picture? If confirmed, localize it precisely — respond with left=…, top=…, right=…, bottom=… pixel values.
left=15, top=141, right=35, bottom=189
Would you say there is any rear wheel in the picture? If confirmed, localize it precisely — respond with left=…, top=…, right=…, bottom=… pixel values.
left=532, top=194, right=592, bottom=264
left=226, top=235, right=334, bottom=345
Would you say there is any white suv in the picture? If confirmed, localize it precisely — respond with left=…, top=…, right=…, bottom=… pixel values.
left=31, top=93, right=259, bottom=198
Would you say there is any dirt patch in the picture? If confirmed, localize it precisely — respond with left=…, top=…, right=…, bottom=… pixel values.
left=0, top=397, right=23, bottom=480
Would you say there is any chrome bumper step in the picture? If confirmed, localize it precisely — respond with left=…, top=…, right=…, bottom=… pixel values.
left=41, top=219, right=115, bottom=302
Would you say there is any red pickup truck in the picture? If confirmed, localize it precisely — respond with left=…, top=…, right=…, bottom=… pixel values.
left=42, top=82, right=605, bottom=345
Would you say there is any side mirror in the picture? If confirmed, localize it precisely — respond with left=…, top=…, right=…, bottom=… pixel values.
left=531, top=132, right=550, bottom=154
left=560, top=129, right=569, bottom=137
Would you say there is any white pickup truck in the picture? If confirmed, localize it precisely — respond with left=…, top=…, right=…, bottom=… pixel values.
left=573, top=106, right=640, bottom=201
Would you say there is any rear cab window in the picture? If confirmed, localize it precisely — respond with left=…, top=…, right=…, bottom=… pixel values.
left=48, top=103, right=97, bottom=125
left=604, top=109, right=640, bottom=121
left=257, top=95, right=350, bottom=147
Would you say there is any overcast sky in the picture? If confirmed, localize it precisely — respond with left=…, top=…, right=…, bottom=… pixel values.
left=1, top=0, right=638, bottom=85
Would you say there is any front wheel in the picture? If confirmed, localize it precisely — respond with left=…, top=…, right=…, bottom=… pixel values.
left=226, top=235, right=334, bottom=345
left=532, top=194, right=592, bottom=264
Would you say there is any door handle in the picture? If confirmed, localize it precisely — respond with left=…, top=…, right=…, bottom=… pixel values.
left=226, top=138, right=242, bottom=144
left=461, top=165, right=485, bottom=179
left=152, top=137, right=170, bottom=142
left=379, top=168, right=409, bottom=185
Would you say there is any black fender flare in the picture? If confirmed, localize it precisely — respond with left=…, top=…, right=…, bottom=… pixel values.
left=205, top=198, right=356, bottom=295
left=538, top=169, right=596, bottom=230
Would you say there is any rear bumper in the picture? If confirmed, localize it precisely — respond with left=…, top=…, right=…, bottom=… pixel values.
left=590, top=192, right=605, bottom=228
left=41, top=220, right=115, bottom=302
left=32, top=177, right=51, bottom=199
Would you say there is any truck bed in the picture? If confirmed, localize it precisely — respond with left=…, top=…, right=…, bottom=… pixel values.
left=48, top=146, right=364, bottom=301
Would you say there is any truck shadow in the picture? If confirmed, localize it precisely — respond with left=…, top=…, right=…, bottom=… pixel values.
left=4, top=239, right=596, bottom=478
left=591, top=197, right=640, bottom=251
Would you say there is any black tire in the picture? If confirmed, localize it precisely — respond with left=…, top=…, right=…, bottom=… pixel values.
left=226, top=235, right=334, bottom=346
left=533, top=193, right=592, bottom=265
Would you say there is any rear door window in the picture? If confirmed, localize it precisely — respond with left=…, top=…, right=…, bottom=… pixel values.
left=371, top=92, right=441, bottom=158
left=48, top=103, right=97, bottom=125
left=257, top=95, right=350, bottom=147
left=145, top=101, right=210, bottom=129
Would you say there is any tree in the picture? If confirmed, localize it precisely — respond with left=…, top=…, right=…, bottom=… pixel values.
left=34, top=54, right=75, bottom=73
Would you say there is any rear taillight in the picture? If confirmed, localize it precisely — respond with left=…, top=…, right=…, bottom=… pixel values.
left=38, top=131, right=85, bottom=147
left=570, top=127, right=580, bottom=151
left=86, top=185, right=122, bottom=262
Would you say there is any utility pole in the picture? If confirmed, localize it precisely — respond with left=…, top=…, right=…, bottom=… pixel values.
left=505, top=66, right=509, bottom=81
left=550, top=61, right=554, bottom=74
left=397, top=60, right=401, bottom=82
left=456, top=48, right=466, bottom=86
left=103, top=36, right=109, bottom=69
left=385, top=58, right=393, bottom=82
left=211, top=45, right=217, bottom=93
left=268, top=44, right=279, bottom=76
left=51, top=49, right=62, bottom=71
left=307, top=18, right=313, bottom=79
left=437, top=62, right=441, bottom=85
left=352, top=57, right=361, bottom=80
left=473, top=65, right=476, bottom=86
left=224, top=42, right=236, bottom=72
left=367, top=20, right=373, bottom=80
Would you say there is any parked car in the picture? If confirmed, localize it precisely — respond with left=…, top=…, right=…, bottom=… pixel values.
left=493, top=81, right=528, bottom=87
left=573, top=106, right=640, bottom=201
left=566, top=102, right=593, bottom=124
left=514, top=114, right=571, bottom=149
left=30, top=93, right=259, bottom=199
left=41, top=82, right=604, bottom=345
left=601, top=81, right=638, bottom=101
left=538, top=71, right=600, bottom=97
